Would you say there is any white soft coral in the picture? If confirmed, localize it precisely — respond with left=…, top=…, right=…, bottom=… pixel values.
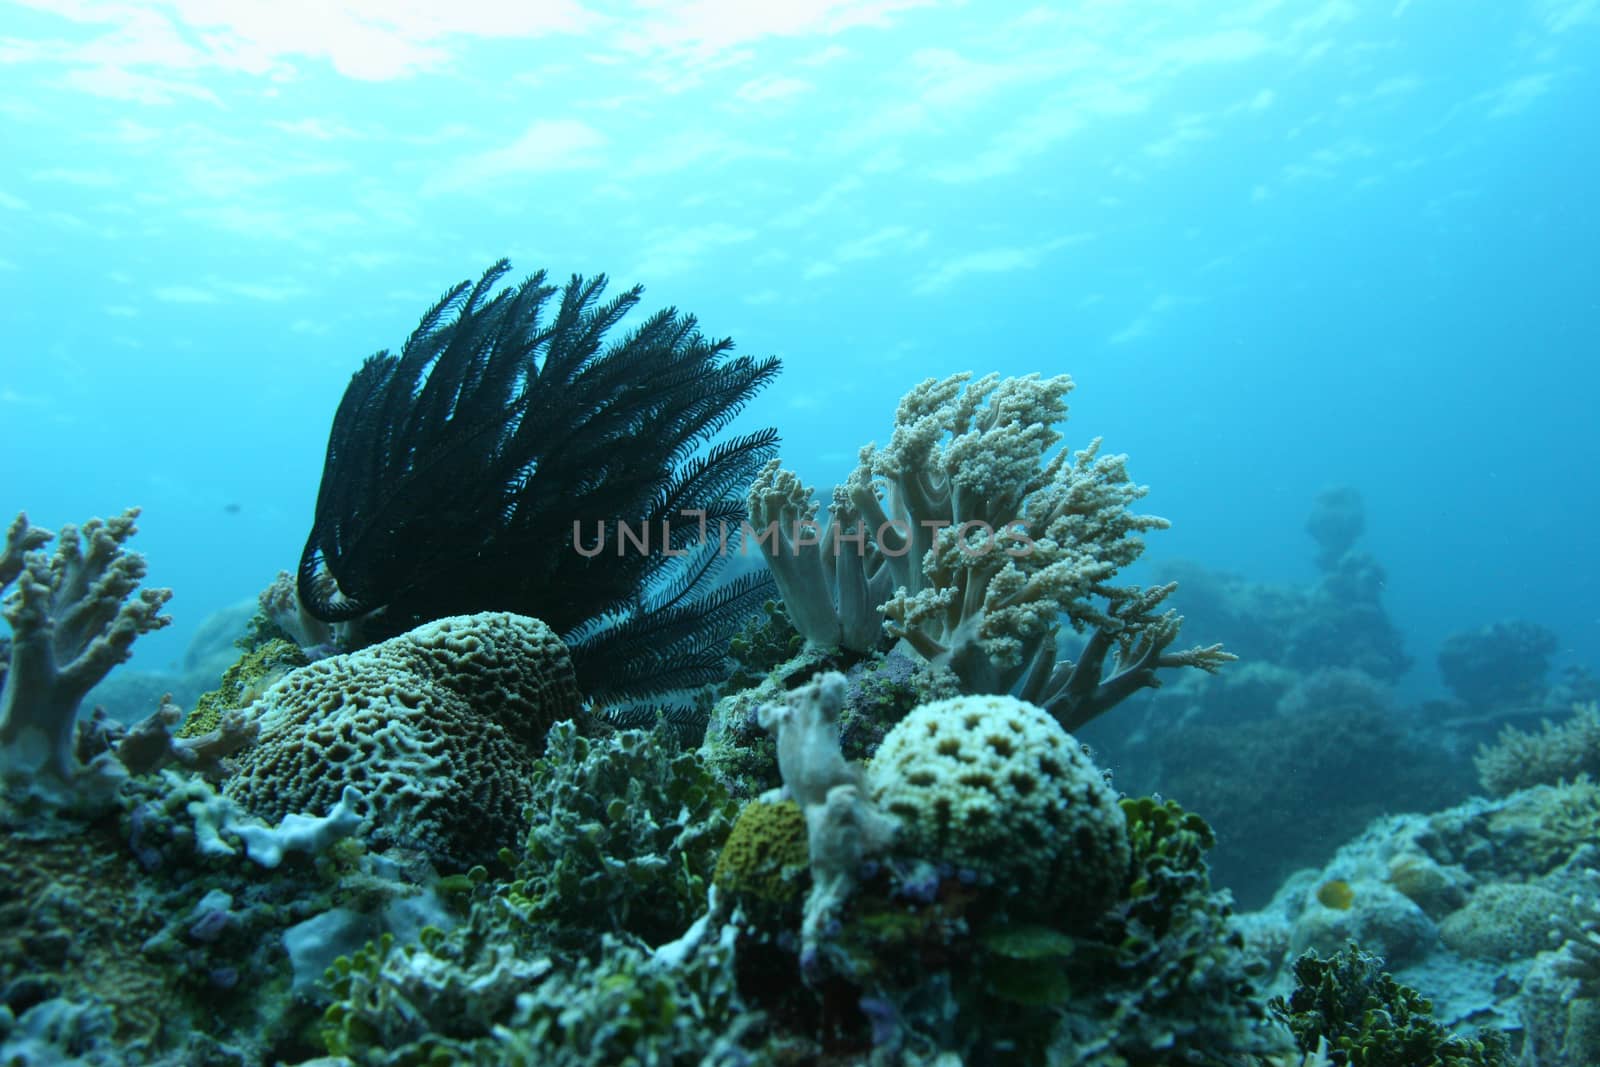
left=757, top=671, right=898, bottom=980
left=0, top=508, right=172, bottom=808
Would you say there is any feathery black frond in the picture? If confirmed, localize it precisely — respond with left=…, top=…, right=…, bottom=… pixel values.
left=299, top=261, right=781, bottom=701
left=567, top=568, right=776, bottom=702
left=598, top=702, right=709, bottom=749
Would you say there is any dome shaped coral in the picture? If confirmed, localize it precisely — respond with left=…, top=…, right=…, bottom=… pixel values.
left=865, top=692, right=1128, bottom=920
left=224, top=612, right=580, bottom=867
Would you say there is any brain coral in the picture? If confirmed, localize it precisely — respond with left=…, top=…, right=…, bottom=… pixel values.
left=224, top=612, right=580, bottom=867
left=865, top=693, right=1128, bottom=921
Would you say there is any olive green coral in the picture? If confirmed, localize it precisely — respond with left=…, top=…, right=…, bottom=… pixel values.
left=1269, top=942, right=1511, bottom=1066
left=713, top=798, right=809, bottom=907
left=180, top=638, right=307, bottom=739
left=1121, top=794, right=1216, bottom=922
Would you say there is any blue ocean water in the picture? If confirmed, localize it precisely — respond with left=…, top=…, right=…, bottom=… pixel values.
left=2, top=0, right=1596, bottom=699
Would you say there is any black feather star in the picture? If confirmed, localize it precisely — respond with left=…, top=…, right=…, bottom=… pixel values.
left=298, top=259, right=782, bottom=702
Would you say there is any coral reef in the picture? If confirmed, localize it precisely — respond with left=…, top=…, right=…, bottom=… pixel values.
left=1148, top=487, right=1410, bottom=685
left=729, top=672, right=1275, bottom=1062
left=1242, top=776, right=1600, bottom=1066
left=0, top=509, right=172, bottom=810
left=281, top=669, right=1281, bottom=1065
left=27, top=331, right=1569, bottom=1065
left=1438, top=619, right=1561, bottom=709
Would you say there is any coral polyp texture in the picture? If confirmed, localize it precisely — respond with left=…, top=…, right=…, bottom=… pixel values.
left=0, top=508, right=172, bottom=807
left=223, top=611, right=581, bottom=867
left=713, top=797, right=809, bottom=908
left=866, top=691, right=1129, bottom=920
left=748, top=371, right=1232, bottom=730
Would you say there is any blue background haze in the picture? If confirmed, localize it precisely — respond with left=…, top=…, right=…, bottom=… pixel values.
left=2, top=0, right=1595, bottom=698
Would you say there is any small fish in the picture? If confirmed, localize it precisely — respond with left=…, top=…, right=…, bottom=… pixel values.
left=223, top=503, right=241, bottom=514
left=1316, top=879, right=1355, bottom=910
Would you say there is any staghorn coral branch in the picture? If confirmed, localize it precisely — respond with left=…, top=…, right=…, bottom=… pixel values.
left=1548, top=857, right=1600, bottom=997
left=1024, top=586, right=1237, bottom=732
left=0, top=507, right=173, bottom=794
left=1, top=513, right=53, bottom=589
left=0, top=513, right=53, bottom=698
left=1474, top=701, right=1600, bottom=796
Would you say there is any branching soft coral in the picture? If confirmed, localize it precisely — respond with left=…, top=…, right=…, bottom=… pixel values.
left=0, top=509, right=172, bottom=805
left=749, top=372, right=1231, bottom=730
left=745, top=464, right=893, bottom=654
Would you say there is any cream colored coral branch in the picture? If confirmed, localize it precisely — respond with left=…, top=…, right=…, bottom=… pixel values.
left=0, top=508, right=172, bottom=801
left=745, top=371, right=1230, bottom=728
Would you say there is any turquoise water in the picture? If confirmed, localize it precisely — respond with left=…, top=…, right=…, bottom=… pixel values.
left=3, top=0, right=1596, bottom=701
